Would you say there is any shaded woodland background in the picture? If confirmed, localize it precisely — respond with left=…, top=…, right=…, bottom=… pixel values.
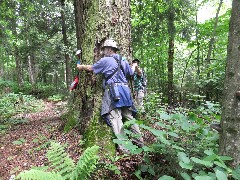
left=2, top=0, right=240, bottom=179
left=0, top=0, right=231, bottom=104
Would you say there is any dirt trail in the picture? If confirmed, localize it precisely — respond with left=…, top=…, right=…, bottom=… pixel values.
left=0, top=101, right=82, bottom=180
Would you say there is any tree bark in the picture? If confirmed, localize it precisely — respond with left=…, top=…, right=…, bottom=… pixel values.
left=74, top=0, right=132, bottom=154
left=167, top=6, right=175, bottom=106
left=26, top=16, right=37, bottom=86
left=219, top=0, right=240, bottom=167
left=0, top=57, right=4, bottom=79
left=27, top=54, right=36, bottom=85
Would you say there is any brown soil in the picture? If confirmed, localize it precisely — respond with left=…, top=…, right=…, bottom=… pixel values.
left=0, top=101, right=157, bottom=180
left=0, top=101, right=82, bottom=180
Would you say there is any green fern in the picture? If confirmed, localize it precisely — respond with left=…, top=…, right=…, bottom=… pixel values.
left=16, top=169, right=63, bottom=180
left=71, top=145, right=100, bottom=180
left=46, top=142, right=75, bottom=178
left=16, top=142, right=100, bottom=180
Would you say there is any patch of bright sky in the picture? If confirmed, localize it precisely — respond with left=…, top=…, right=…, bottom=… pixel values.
left=197, top=0, right=232, bottom=23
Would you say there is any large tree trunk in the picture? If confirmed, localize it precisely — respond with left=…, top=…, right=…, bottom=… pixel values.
left=74, top=0, right=132, bottom=154
left=219, top=0, right=240, bottom=167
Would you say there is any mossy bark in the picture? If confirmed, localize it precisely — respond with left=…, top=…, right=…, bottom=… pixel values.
left=73, top=0, right=132, bottom=155
left=219, top=0, right=240, bottom=167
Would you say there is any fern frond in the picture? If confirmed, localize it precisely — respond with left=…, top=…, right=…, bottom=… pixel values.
left=46, top=141, right=75, bottom=178
left=71, top=145, right=99, bottom=180
left=16, top=169, right=63, bottom=180
left=16, top=143, right=99, bottom=180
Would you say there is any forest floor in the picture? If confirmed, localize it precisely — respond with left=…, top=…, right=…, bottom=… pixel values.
left=0, top=101, right=151, bottom=180
left=0, top=101, right=82, bottom=180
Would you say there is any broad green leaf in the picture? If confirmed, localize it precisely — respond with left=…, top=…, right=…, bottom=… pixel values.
left=142, top=146, right=155, bottom=152
left=204, top=154, right=217, bottom=161
left=158, top=175, right=175, bottom=180
left=151, top=129, right=166, bottom=137
left=180, top=172, right=191, bottom=180
left=124, top=119, right=137, bottom=127
left=214, top=161, right=228, bottom=170
left=215, top=169, right=227, bottom=180
left=204, top=149, right=215, bottom=156
left=134, top=170, right=142, bottom=180
left=172, top=145, right=184, bottom=151
left=181, top=121, right=191, bottom=131
left=218, top=156, right=233, bottom=161
left=179, top=161, right=193, bottom=170
left=191, top=157, right=213, bottom=167
left=125, top=144, right=138, bottom=151
left=160, top=113, right=170, bottom=120
left=232, top=165, right=240, bottom=179
left=131, top=148, right=143, bottom=154
left=139, top=124, right=152, bottom=131
left=171, top=114, right=181, bottom=120
left=178, top=152, right=190, bottom=163
left=194, top=175, right=215, bottom=180
left=148, top=166, right=155, bottom=176
left=113, top=139, right=135, bottom=151
left=201, top=128, right=209, bottom=135
left=32, top=139, right=39, bottom=143
left=155, top=122, right=167, bottom=128
left=189, top=113, right=197, bottom=121
left=196, top=118, right=204, bottom=124
left=167, top=132, right=179, bottom=138
left=158, top=136, right=171, bottom=145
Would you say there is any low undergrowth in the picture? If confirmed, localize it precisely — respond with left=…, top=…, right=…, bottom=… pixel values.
left=8, top=91, right=240, bottom=179
left=0, top=93, right=45, bottom=134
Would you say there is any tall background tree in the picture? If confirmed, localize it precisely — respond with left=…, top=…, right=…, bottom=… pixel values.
left=0, top=0, right=76, bottom=95
left=219, top=0, right=240, bottom=167
left=131, top=0, right=230, bottom=105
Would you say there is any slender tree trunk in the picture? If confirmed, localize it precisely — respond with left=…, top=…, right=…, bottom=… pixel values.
left=41, top=65, right=47, bottom=84
left=14, top=44, right=24, bottom=87
left=27, top=54, right=36, bottom=85
left=205, top=0, right=223, bottom=100
left=195, top=0, right=201, bottom=96
left=0, top=52, right=5, bottom=79
left=60, top=0, right=72, bottom=87
left=74, top=0, right=132, bottom=154
left=26, top=17, right=37, bottom=86
left=219, top=0, right=240, bottom=167
left=167, top=7, right=175, bottom=106
left=12, top=19, right=24, bottom=87
left=157, top=52, right=161, bottom=92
